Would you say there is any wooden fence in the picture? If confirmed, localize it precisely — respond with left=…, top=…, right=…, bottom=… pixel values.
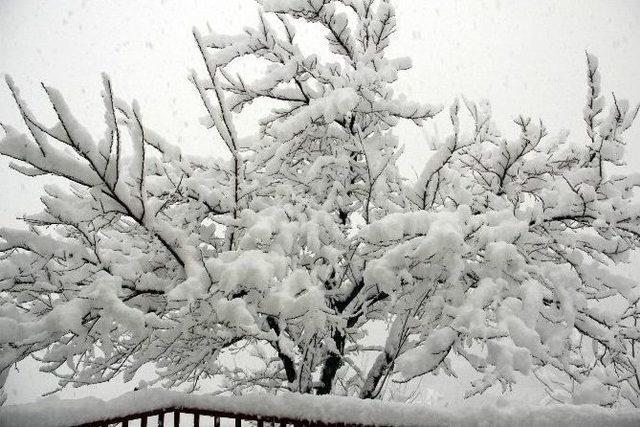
left=72, top=405, right=364, bottom=427
left=5, top=389, right=637, bottom=427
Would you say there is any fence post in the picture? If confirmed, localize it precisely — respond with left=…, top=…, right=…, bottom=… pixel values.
left=174, top=410, right=180, bottom=427
left=158, top=412, right=164, bottom=427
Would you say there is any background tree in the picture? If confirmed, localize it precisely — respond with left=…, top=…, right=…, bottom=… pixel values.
left=1, top=0, right=639, bottom=407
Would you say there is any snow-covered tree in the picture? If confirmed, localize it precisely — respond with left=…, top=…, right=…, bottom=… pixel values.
left=1, top=0, right=639, bottom=407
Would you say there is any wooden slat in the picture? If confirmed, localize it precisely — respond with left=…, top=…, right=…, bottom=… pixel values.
left=141, top=415, right=148, bottom=427
left=174, top=410, right=180, bottom=427
left=214, top=416, right=220, bottom=427
left=158, top=412, right=164, bottom=427
left=235, top=417, right=242, bottom=427
left=194, top=413, right=200, bottom=427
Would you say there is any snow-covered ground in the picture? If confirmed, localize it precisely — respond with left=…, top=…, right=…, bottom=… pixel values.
left=2, top=388, right=639, bottom=427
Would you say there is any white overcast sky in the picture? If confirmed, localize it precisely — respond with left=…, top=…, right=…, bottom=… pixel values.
left=1, top=0, right=640, bottom=406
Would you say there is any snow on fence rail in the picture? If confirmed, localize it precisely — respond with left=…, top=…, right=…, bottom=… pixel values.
left=1, top=389, right=640, bottom=427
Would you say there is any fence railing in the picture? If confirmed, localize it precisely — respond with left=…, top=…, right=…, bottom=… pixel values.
left=3, top=388, right=638, bottom=427
left=72, top=405, right=364, bottom=427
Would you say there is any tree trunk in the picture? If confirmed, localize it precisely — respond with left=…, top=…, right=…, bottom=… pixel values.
left=0, top=367, right=9, bottom=406
left=316, top=330, right=345, bottom=395
left=360, top=313, right=408, bottom=399
left=266, top=317, right=297, bottom=385
left=359, top=352, right=393, bottom=399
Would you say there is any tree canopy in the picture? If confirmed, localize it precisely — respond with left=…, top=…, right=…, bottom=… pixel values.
left=1, top=0, right=640, bottom=407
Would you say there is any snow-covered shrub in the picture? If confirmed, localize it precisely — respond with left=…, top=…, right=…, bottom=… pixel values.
left=1, top=0, right=639, bottom=407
